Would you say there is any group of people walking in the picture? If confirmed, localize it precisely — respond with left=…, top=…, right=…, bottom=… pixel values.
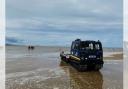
left=28, top=46, right=35, bottom=50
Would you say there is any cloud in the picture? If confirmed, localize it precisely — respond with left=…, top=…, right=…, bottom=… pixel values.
left=6, top=0, right=123, bottom=47
left=6, top=27, right=122, bottom=47
left=6, top=37, right=24, bottom=45
left=6, top=0, right=122, bottom=19
left=7, top=17, right=122, bottom=31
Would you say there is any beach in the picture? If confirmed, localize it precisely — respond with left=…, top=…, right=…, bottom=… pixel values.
left=124, top=41, right=128, bottom=89
left=0, top=46, right=5, bottom=89
left=6, top=45, right=123, bottom=89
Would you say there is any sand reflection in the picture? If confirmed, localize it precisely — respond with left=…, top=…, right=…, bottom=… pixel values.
left=60, top=61, right=103, bottom=89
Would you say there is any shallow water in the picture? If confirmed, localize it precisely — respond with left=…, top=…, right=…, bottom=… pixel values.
left=6, top=46, right=123, bottom=89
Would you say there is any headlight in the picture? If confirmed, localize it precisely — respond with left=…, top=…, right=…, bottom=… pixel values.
left=85, top=58, right=88, bottom=60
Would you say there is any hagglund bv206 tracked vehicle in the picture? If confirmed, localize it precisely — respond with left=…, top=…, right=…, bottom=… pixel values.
left=60, top=39, right=104, bottom=71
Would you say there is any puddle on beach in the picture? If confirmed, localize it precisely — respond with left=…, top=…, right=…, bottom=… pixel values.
left=6, top=46, right=123, bottom=89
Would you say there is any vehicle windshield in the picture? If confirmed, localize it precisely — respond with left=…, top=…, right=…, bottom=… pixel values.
left=80, top=42, right=101, bottom=50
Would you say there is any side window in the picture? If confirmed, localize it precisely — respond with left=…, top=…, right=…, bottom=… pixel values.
left=72, top=43, right=76, bottom=55
left=89, top=43, right=93, bottom=50
left=72, top=43, right=75, bottom=49
left=71, top=43, right=74, bottom=54
left=95, top=44, right=100, bottom=50
left=74, top=43, right=79, bottom=50
left=71, top=43, right=73, bottom=50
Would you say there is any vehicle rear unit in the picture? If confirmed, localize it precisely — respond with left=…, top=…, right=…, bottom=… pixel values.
left=60, top=39, right=104, bottom=71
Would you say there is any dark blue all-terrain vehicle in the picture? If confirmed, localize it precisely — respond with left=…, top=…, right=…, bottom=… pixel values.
left=60, top=39, right=104, bottom=71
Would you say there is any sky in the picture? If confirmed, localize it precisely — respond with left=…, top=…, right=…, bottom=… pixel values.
left=0, top=0, right=5, bottom=46
left=6, top=0, right=123, bottom=48
left=124, top=0, right=128, bottom=42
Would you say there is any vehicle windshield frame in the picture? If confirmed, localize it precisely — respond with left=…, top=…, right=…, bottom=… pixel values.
left=79, top=41, right=102, bottom=50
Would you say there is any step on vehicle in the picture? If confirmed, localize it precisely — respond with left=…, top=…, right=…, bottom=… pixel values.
left=60, top=39, right=104, bottom=71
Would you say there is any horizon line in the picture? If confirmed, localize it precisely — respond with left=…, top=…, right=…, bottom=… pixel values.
left=6, top=44, right=123, bottom=49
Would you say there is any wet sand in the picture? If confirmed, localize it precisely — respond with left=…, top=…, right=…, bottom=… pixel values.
left=6, top=46, right=123, bottom=89
left=103, top=53, right=123, bottom=60
left=124, top=41, right=128, bottom=89
left=0, top=46, right=5, bottom=89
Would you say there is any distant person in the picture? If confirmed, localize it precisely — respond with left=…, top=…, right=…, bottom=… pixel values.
left=28, top=46, right=35, bottom=50
left=31, top=46, right=35, bottom=50
left=28, top=46, right=31, bottom=50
